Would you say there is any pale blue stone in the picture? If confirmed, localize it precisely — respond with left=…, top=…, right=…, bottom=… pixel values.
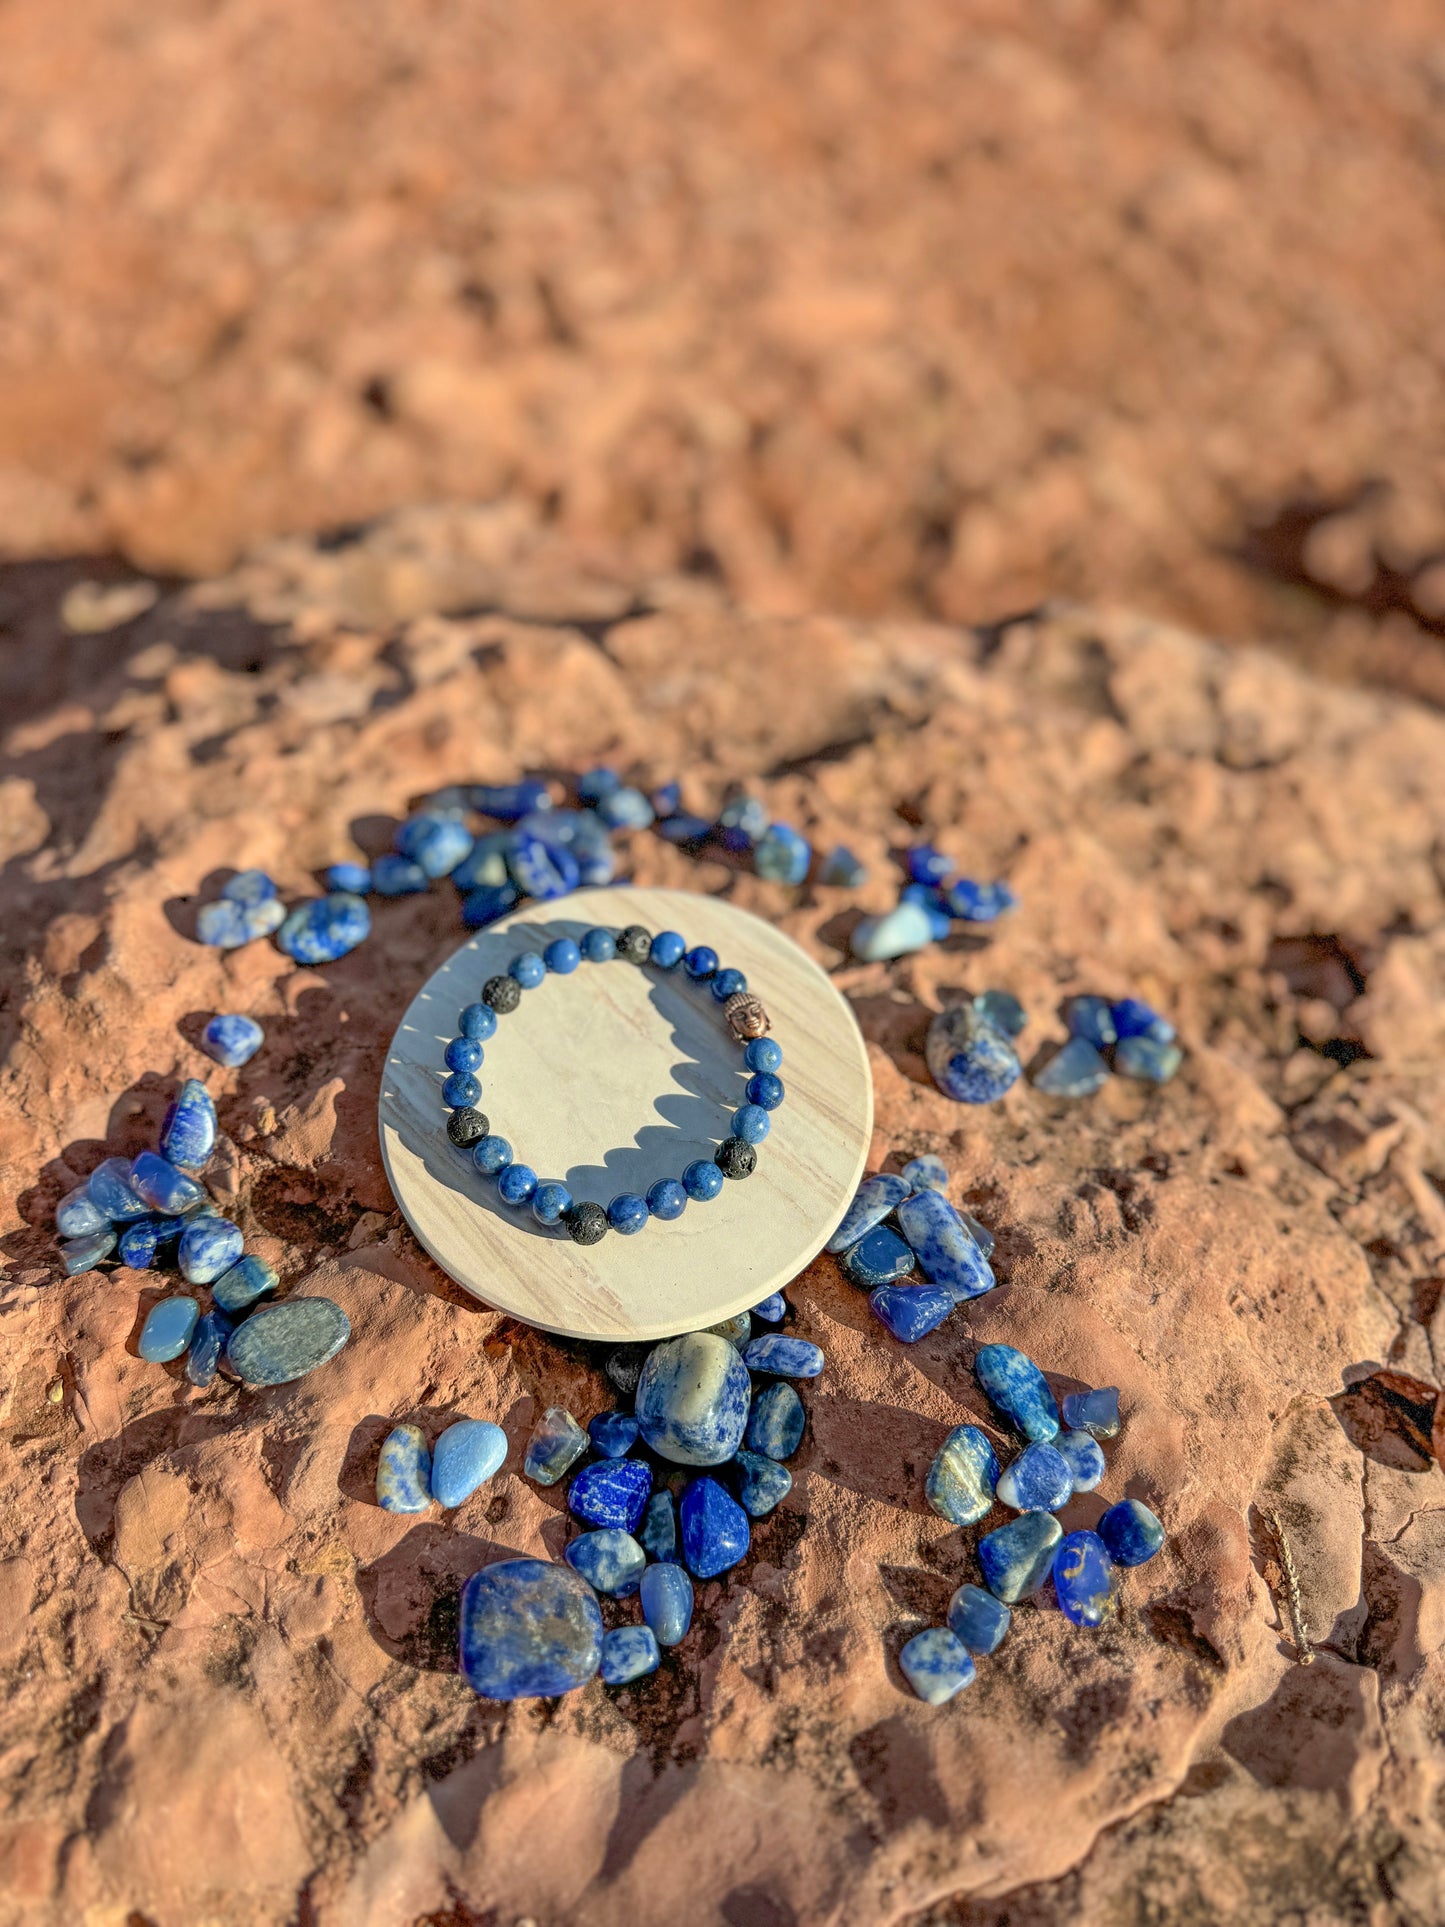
left=679, top=1476, right=750, bottom=1579
left=925, top=1425, right=1000, bottom=1527
left=895, top=1189, right=995, bottom=1301
left=1115, top=1035, right=1184, bottom=1083
left=223, top=869, right=278, bottom=906
left=56, top=1186, right=108, bottom=1238
left=944, top=878, right=1019, bottom=922
left=841, top=1225, right=915, bottom=1288
left=396, top=812, right=473, bottom=878
left=974, top=989, right=1028, bottom=1037
left=224, top=1298, right=351, bottom=1384
left=431, top=1420, right=507, bottom=1506
left=565, top=1528, right=645, bottom=1596
left=185, top=1308, right=233, bottom=1388
left=732, top=1450, right=791, bottom=1517
left=1098, top=1499, right=1164, bottom=1567
left=1060, top=1387, right=1120, bottom=1439
left=459, top=1558, right=601, bottom=1698
left=178, top=1216, right=243, bottom=1285
left=869, top=1283, right=955, bottom=1343
left=61, top=1229, right=117, bottom=1274
left=750, top=1292, right=787, bottom=1323
left=902, top=1154, right=949, bottom=1194
left=741, top=1334, right=823, bottom=1378
left=377, top=1424, right=434, bottom=1512
left=569, top=1458, right=652, bottom=1532
left=212, top=1253, right=278, bottom=1314
left=596, top=785, right=654, bottom=830
left=899, top=882, right=951, bottom=940
left=974, top=1344, right=1060, bottom=1442
left=1033, top=1036, right=1111, bottom=1098
left=87, top=1157, right=150, bottom=1222
left=899, top=1627, right=975, bottom=1705
left=947, top=1583, right=1011, bottom=1655
left=978, top=1511, right=1063, bottom=1603
left=523, top=1407, right=589, bottom=1484
left=926, top=1003, right=1021, bottom=1103
left=849, top=901, right=935, bottom=961
left=819, top=844, right=866, bottom=888
left=276, top=892, right=370, bottom=964
left=746, top=1381, right=804, bottom=1461
left=160, top=1078, right=217, bottom=1168
left=995, top=1441, right=1074, bottom=1512
left=202, top=1013, right=264, bottom=1067
left=129, top=1151, right=206, bottom=1216
left=587, top=1411, right=640, bottom=1458
left=754, top=822, right=810, bottom=885
left=198, top=898, right=261, bottom=947
left=640, top=1561, right=692, bottom=1645
left=635, top=1333, right=750, bottom=1466
left=1055, top=1429, right=1107, bottom=1493
left=638, top=1491, right=677, bottom=1563
left=1063, top=995, right=1117, bottom=1049
left=139, top=1295, right=200, bottom=1363
left=827, top=1174, right=909, bottom=1255
left=1111, top=998, right=1175, bottom=1044
left=1054, top=1530, right=1116, bottom=1626
left=325, top=861, right=372, bottom=894
left=600, top=1624, right=660, bottom=1685
left=370, top=853, right=429, bottom=896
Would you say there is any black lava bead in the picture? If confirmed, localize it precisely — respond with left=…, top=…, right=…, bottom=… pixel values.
left=616, top=924, right=652, bottom=964
left=482, top=974, right=522, bottom=1013
left=565, top=1200, right=609, bottom=1245
left=605, top=1345, right=647, bottom=1395
left=714, top=1136, right=757, bottom=1180
left=446, top=1106, right=490, bottom=1148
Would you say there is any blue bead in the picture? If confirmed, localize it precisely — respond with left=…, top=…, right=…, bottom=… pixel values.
left=471, top=781, right=553, bottom=822
left=55, top=1185, right=108, bottom=1239
left=925, top=1425, right=1000, bottom=1526
left=160, top=1078, right=217, bottom=1169
left=646, top=1179, right=687, bottom=1221
left=128, top=1151, right=206, bottom=1216
left=679, top=1476, right=750, bottom=1579
left=600, top=1625, right=660, bottom=1686
left=978, top=1511, right=1064, bottom=1603
left=459, top=1558, right=602, bottom=1699
left=683, top=945, right=718, bottom=980
left=648, top=929, right=686, bottom=969
left=974, top=1344, right=1060, bottom=1442
left=509, top=950, right=546, bottom=988
left=746, top=1381, right=805, bottom=1460
left=377, top=1424, right=434, bottom=1513
left=1115, top=1035, right=1184, bottom=1083
left=681, top=1159, right=724, bottom=1202
left=588, top=1410, right=640, bottom=1458
left=944, top=878, right=1019, bottom=923
left=222, top=869, right=278, bottom=906
left=712, top=967, right=748, bottom=1001
left=225, top=1298, right=351, bottom=1384
left=458, top=1002, right=498, bottom=1042
left=926, top=1003, right=1021, bottom=1103
left=595, top=786, right=654, bottom=830
left=899, top=1627, right=976, bottom=1705
left=496, top=1164, right=538, bottom=1207
left=1062, top=995, right=1117, bottom=1050
left=947, top=1583, right=1012, bottom=1655
left=523, top=1407, right=589, bottom=1484
left=732, top=1450, right=792, bottom=1518
left=442, top=1070, right=482, bottom=1109
left=86, top=1156, right=150, bottom=1222
left=745, top=1072, right=784, bottom=1111
left=580, top=927, right=617, bottom=963
left=974, top=988, right=1028, bottom=1037
left=899, top=882, right=953, bottom=941
left=639, top=1491, right=677, bottom=1562
left=754, top=823, right=810, bottom=885
left=607, top=1193, right=648, bottom=1234
left=750, top=1292, right=787, bottom=1324
left=636, top=1333, right=751, bottom=1465
left=731, top=1103, right=769, bottom=1144
left=371, top=853, right=429, bottom=896
left=901, top=1153, right=948, bottom=1194
left=461, top=883, right=520, bottom=928
left=138, top=1295, right=200, bottom=1363
left=325, top=861, right=372, bottom=895
left=1097, top=1499, right=1165, bottom=1568
left=818, top=844, right=866, bottom=888
left=212, top=1253, right=278, bottom=1314
left=430, top=1420, right=507, bottom=1506
left=743, top=1037, right=782, bottom=1075
left=869, top=1282, right=955, bottom=1343
left=842, top=1225, right=916, bottom=1287
left=826, top=1173, right=910, bottom=1254
left=61, top=1229, right=116, bottom=1274
left=565, top=1529, right=645, bottom=1596
left=895, top=1190, right=995, bottom=1301
left=276, top=892, right=370, bottom=963
left=995, top=1441, right=1074, bottom=1512
left=741, top=1334, right=824, bottom=1378
left=201, top=1013, right=264, bottom=1068
left=640, top=1562, right=693, bottom=1646
left=1033, top=1036, right=1110, bottom=1098
left=569, top=1457, right=653, bottom=1532
left=1060, top=1387, right=1121, bottom=1439
left=1111, top=997, right=1175, bottom=1044
left=396, top=813, right=473, bottom=879
left=544, top=937, right=581, bottom=974
left=1056, top=1429, right=1107, bottom=1492
left=532, top=1182, right=571, bottom=1225
left=849, top=901, right=935, bottom=961
left=577, top=766, right=621, bottom=803
left=651, top=780, right=682, bottom=816
left=178, top=1217, right=243, bottom=1285
left=444, top=1036, right=484, bottom=1075
left=472, top=1135, right=513, bottom=1176
left=656, top=811, right=712, bottom=845
left=185, top=1308, right=233, bottom=1388
left=1054, top=1531, right=1116, bottom=1626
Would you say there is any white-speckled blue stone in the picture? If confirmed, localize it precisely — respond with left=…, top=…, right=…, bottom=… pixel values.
left=679, top=1476, right=750, bottom=1579
left=745, top=1381, right=805, bottom=1461
left=202, top=1013, right=264, bottom=1068
left=86, top=1157, right=151, bottom=1222
left=600, top=1624, right=660, bottom=1685
left=129, top=1151, right=206, bottom=1216
left=138, top=1295, right=200, bottom=1363
left=222, top=869, right=278, bottom=906
left=276, top=892, right=370, bottom=963
left=925, top=1425, right=1000, bottom=1527
left=377, top=1424, right=434, bottom=1513
left=56, top=1186, right=109, bottom=1239
left=640, top=1561, right=693, bottom=1645
left=459, top=1558, right=602, bottom=1699
left=742, top=1334, right=824, bottom=1378
left=750, top=1292, right=787, bottom=1323
left=826, top=1173, right=911, bottom=1254
left=899, top=1627, right=976, bottom=1705
left=974, top=1343, right=1060, bottom=1442
left=849, top=900, right=935, bottom=962
left=635, top=1333, right=751, bottom=1466
left=523, top=1407, right=589, bottom=1484
left=995, top=1441, right=1074, bottom=1512
left=978, top=1511, right=1064, bottom=1603
left=430, top=1420, right=507, bottom=1506
left=395, top=812, right=473, bottom=878
left=732, top=1449, right=791, bottom=1517
left=569, top=1458, right=653, bottom=1532
left=225, top=1298, right=351, bottom=1384
left=178, top=1216, right=243, bottom=1284
left=1055, top=1429, right=1107, bottom=1493
left=595, top=785, right=654, bottom=830
left=926, top=1002, right=1022, bottom=1103
left=895, top=1190, right=995, bottom=1301
left=160, top=1078, right=217, bottom=1168
left=588, top=1411, right=641, bottom=1458
left=902, top=1154, right=949, bottom=1193
left=1060, top=1387, right=1121, bottom=1438
left=212, top=1252, right=278, bottom=1314
left=1033, top=1036, right=1111, bottom=1098
left=198, top=897, right=284, bottom=947
left=116, top=1217, right=179, bottom=1269
left=61, top=1229, right=117, bottom=1275
left=564, top=1529, right=646, bottom=1596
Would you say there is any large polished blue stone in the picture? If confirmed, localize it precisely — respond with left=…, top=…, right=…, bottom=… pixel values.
left=564, top=1529, right=645, bottom=1596
left=212, top=1253, right=278, bottom=1314
left=1053, top=1531, right=1116, bottom=1626
left=745, top=1381, right=805, bottom=1461
left=587, top=1411, right=640, bottom=1458
left=569, top=1457, right=653, bottom=1533
left=600, top=1624, right=660, bottom=1685
left=826, top=1173, right=911, bottom=1254
left=731, top=1450, right=791, bottom=1518
left=901, top=1154, right=949, bottom=1194
left=841, top=1225, right=916, bottom=1288
left=202, top=1013, right=264, bottom=1067
left=225, top=1298, right=351, bottom=1384
left=947, top=1583, right=1011, bottom=1655
left=679, top=1476, right=750, bottom=1579
left=899, top=1627, right=975, bottom=1705
left=1060, top=1387, right=1121, bottom=1439
left=431, top=1420, right=507, bottom=1506
left=160, top=1079, right=217, bottom=1169
left=139, top=1295, right=200, bottom=1363
left=635, top=1333, right=751, bottom=1466
left=523, top=1407, right=589, bottom=1484
left=461, top=883, right=521, bottom=928
left=741, top=1334, right=823, bottom=1378
left=1115, top=1035, right=1184, bottom=1083
left=995, top=1441, right=1074, bottom=1512
left=276, top=892, right=370, bottom=964
left=55, top=1186, right=109, bottom=1239
left=377, top=1424, right=434, bottom=1513
left=86, top=1157, right=150, bottom=1222
left=638, top=1491, right=677, bottom=1563
left=1033, top=1037, right=1111, bottom=1098
left=178, top=1216, right=243, bottom=1285
left=849, top=901, right=935, bottom=962
left=185, top=1308, right=233, bottom=1388
left=640, top=1561, right=693, bottom=1646
left=459, top=1558, right=602, bottom=1699
left=925, top=1003, right=1021, bottom=1103
left=1098, top=1499, right=1165, bottom=1567
left=895, top=1189, right=995, bottom=1301
left=1055, top=1429, right=1107, bottom=1492
left=978, top=1511, right=1064, bottom=1603
left=869, top=1282, right=955, bottom=1343
left=974, top=1344, right=1060, bottom=1442
left=129, top=1151, right=206, bottom=1216
left=925, top=1425, right=1000, bottom=1527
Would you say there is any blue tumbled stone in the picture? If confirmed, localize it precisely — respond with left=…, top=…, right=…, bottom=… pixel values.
left=906, top=844, right=953, bottom=886
left=607, top=1192, right=648, bottom=1234
left=896, top=1189, right=995, bottom=1301
left=1054, top=1530, right=1116, bottom=1626
left=995, top=1441, right=1074, bottom=1512
left=196, top=899, right=256, bottom=947
left=731, top=1103, right=770, bottom=1144
left=565, top=1528, right=645, bottom=1596
left=646, top=1179, right=687, bottom=1221
left=371, top=853, right=429, bottom=896
left=640, top=1561, right=693, bottom=1645
left=842, top=1225, right=916, bottom=1288
left=899, top=1627, right=975, bottom=1705
left=681, top=1160, right=724, bottom=1203
left=600, top=1624, right=660, bottom=1685
left=1111, top=997, right=1175, bottom=1044
left=577, top=766, right=621, bottom=803
left=925, top=1425, right=1000, bottom=1527
left=1098, top=1498, right=1165, bottom=1567
left=178, top=1216, right=243, bottom=1284
left=656, top=811, right=712, bottom=845
left=451, top=838, right=513, bottom=896
left=377, top=1424, right=434, bottom=1513
left=732, top=1449, right=792, bottom=1518
left=944, top=878, right=1019, bottom=923
left=185, top=1308, right=233, bottom=1388
left=1033, top=1036, right=1111, bottom=1098
left=222, top=869, right=278, bottom=907
left=459, top=1558, right=601, bottom=1699
left=746, top=1381, right=805, bottom=1460
left=826, top=1172, right=911, bottom=1254
left=651, top=779, right=681, bottom=815
left=129, top=1151, right=206, bottom=1216
left=1062, top=995, right=1117, bottom=1050
left=276, top=892, right=370, bottom=963
left=61, top=1229, right=117, bottom=1274
left=473, top=1135, right=513, bottom=1176
left=139, top=1294, right=200, bottom=1362
left=754, top=822, right=810, bottom=885
left=638, top=1490, right=677, bottom=1563
left=682, top=944, right=717, bottom=979
left=444, top=1036, right=484, bottom=1075
left=202, top=1013, right=264, bottom=1068
left=532, top=1181, right=571, bottom=1226
left=596, top=785, right=654, bottom=830
left=224, top=1297, right=351, bottom=1384
left=159, top=1078, right=217, bottom=1169
left=1055, top=1429, right=1107, bottom=1492
left=636, top=1333, right=750, bottom=1466
left=458, top=1001, right=498, bottom=1042
left=588, top=1410, right=640, bottom=1458
left=745, top=1071, right=785, bottom=1111
left=471, top=781, right=553, bottom=822
left=869, top=1282, right=955, bottom=1343
left=974, top=1344, right=1060, bottom=1442
left=325, top=861, right=372, bottom=895
left=717, top=794, right=769, bottom=846
left=461, top=883, right=521, bottom=928
left=901, top=1154, right=949, bottom=1194
left=524, top=1407, right=589, bottom=1485
left=974, top=988, right=1027, bottom=1037
left=978, top=1511, right=1064, bottom=1603
left=741, top=1334, right=823, bottom=1378
left=212, top=1252, right=278, bottom=1314
left=87, top=1156, right=150, bottom=1222
left=750, top=1291, right=787, bottom=1324
left=569, top=1457, right=653, bottom=1532
left=116, top=1216, right=181, bottom=1270
left=430, top=1419, right=507, bottom=1506
left=947, top=1583, right=1012, bottom=1655
left=744, top=1037, right=783, bottom=1075
left=899, top=882, right=953, bottom=940
left=649, top=929, right=686, bottom=969
left=819, top=844, right=867, bottom=889
left=1060, top=1387, right=1121, bottom=1439
left=517, top=807, right=609, bottom=859
left=849, top=901, right=935, bottom=962
left=56, top=1186, right=109, bottom=1239
left=680, top=1476, right=750, bottom=1579
left=926, top=1002, right=1021, bottom=1103
left=396, top=812, right=473, bottom=879
left=1115, top=1035, right=1184, bottom=1083
left=510, top=834, right=580, bottom=901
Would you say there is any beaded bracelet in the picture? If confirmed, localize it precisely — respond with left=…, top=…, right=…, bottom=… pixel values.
left=440, top=923, right=784, bottom=1245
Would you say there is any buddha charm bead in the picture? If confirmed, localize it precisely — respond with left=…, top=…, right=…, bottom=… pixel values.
left=442, top=923, right=782, bottom=1244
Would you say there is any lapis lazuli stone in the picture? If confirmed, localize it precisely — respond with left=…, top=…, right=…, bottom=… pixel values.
left=61, top=1229, right=117, bottom=1274
left=819, top=844, right=867, bottom=889
left=222, top=868, right=278, bottom=907
left=444, top=1036, right=484, bottom=1075
left=947, top=1583, right=1012, bottom=1655
left=607, top=1192, right=647, bottom=1234
left=926, top=1003, right=1022, bottom=1104
left=1115, top=1035, right=1184, bottom=1083
left=371, top=853, right=429, bottom=896
left=754, top=822, right=810, bottom=885
left=225, top=1298, right=351, bottom=1384
left=869, top=1282, right=955, bottom=1343
left=646, top=1179, right=687, bottom=1221
left=117, top=1216, right=180, bottom=1270
left=826, top=1173, right=910, bottom=1255
left=899, top=1627, right=975, bottom=1705
left=1111, top=998, right=1175, bottom=1044
left=178, top=1216, right=243, bottom=1285
left=732, top=1449, right=792, bottom=1518
left=471, top=781, right=553, bottom=822
left=906, top=844, right=953, bottom=886
left=978, top=1510, right=1064, bottom=1603
left=588, top=1410, right=640, bottom=1458
left=944, top=878, right=1019, bottom=923
left=750, top=1292, right=787, bottom=1324
left=212, top=1252, right=278, bottom=1314
left=901, top=1154, right=948, bottom=1194
left=679, top=1476, right=750, bottom=1579
left=87, top=1157, right=150, bottom=1222
left=842, top=1225, right=915, bottom=1288
left=639, top=1491, right=677, bottom=1563
left=745, top=1071, right=785, bottom=1111
left=524, top=1407, right=589, bottom=1485
left=396, top=812, right=473, bottom=879
left=461, top=884, right=521, bottom=928
left=1061, top=1387, right=1121, bottom=1439
left=160, top=1078, right=217, bottom=1169
left=473, top=1135, right=513, bottom=1176
left=139, top=1295, right=201, bottom=1363
left=683, top=944, right=717, bottom=979
left=682, top=1160, right=724, bottom=1203
left=741, top=1334, right=823, bottom=1378
left=925, top=1425, right=1000, bottom=1527
left=202, top=1013, right=265, bottom=1068
left=430, top=1419, right=507, bottom=1506
left=185, top=1308, right=233, bottom=1388
left=565, top=1528, right=645, bottom=1596
left=974, top=989, right=1028, bottom=1037
left=649, top=929, right=686, bottom=969
left=995, top=1441, right=1074, bottom=1513
left=377, top=1424, right=434, bottom=1513
left=746, top=1381, right=805, bottom=1461
left=198, top=897, right=284, bottom=947
left=510, top=832, right=580, bottom=901
left=896, top=1189, right=995, bottom=1301
left=974, top=1344, right=1060, bottom=1442
left=1062, top=995, right=1117, bottom=1050
left=1054, top=1530, right=1116, bottom=1626
left=532, top=1181, right=572, bottom=1226
left=1055, top=1429, right=1107, bottom=1493
left=276, top=892, right=371, bottom=964
left=596, top=785, right=654, bottom=830
left=1098, top=1499, right=1165, bottom=1567
left=640, top=1561, right=693, bottom=1645
left=635, top=1333, right=751, bottom=1466
left=458, top=1001, right=499, bottom=1042
left=325, top=861, right=372, bottom=895
left=899, top=882, right=952, bottom=940
left=459, top=1558, right=602, bottom=1699
left=600, top=1624, right=660, bottom=1686
left=129, top=1151, right=206, bottom=1216
left=569, top=1457, right=653, bottom=1533
left=961, top=1211, right=995, bottom=1260
left=712, top=967, right=748, bottom=1001
left=849, top=901, right=935, bottom=962
left=1033, top=1037, right=1111, bottom=1098
left=56, top=1186, right=108, bottom=1239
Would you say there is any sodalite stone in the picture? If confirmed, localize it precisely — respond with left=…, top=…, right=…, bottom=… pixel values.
left=222, top=869, right=278, bottom=907
left=395, top=812, right=473, bottom=878
left=1033, top=1036, right=1111, bottom=1098
left=202, top=1013, right=264, bottom=1068
left=899, top=1628, right=976, bottom=1705
left=139, top=1295, right=200, bottom=1363
left=827, top=1173, right=910, bottom=1254
left=225, top=1298, right=351, bottom=1384
left=178, top=1216, right=243, bottom=1285
left=117, top=1216, right=181, bottom=1269
left=974, top=988, right=1028, bottom=1037
left=61, top=1229, right=116, bottom=1274
left=947, top=1583, right=1012, bottom=1655
left=926, top=1003, right=1022, bottom=1104
left=1098, top=1499, right=1165, bottom=1567
left=732, top=1450, right=791, bottom=1518
left=753, top=822, right=810, bottom=885
left=896, top=1190, right=995, bottom=1301
left=325, top=861, right=372, bottom=894
left=978, top=1511, right=1064, bottom=1603
left=197, top=897, right=284, bottom=946
left=461, top=884, right=521, bottom=928
left=1115, top=1035, right=1184, bottom=1083
left=431, top=1420, right=507, bottom=1506
left=1063, top=995, right=1117, bottom=1050
left=925, top=1425, right=1000, bottom=1527
left=640, top=1561, right=693, bottom=1645
left=995, top=1441, right=1074, bottom=1513
left=1061, top=1387, right=1121, bottom=1438
left=750, top=1292, right=787, bottom=1323
left=459, top=1558, right=602, bottom=1699
left=87, top=1157, right=150, bottom=1222
left=742, top=1334, right=823, bottom=1378
left=370, top=853, right=429, bottom=896
left=569, top=1458, right=653, bottom=1533
left=276, top=892, right=370, bottom=963
left=160, top=1078, right=217, bottom=1169
left=588, top=1411, right=640, bottom=1458
left=944, top=878, right=1019, bottom=922
left=564, top=1529, right=645, bottom=1596
left=635, top=1333, right=751, bottom=1466
left=638, top=1491, right=677, bottom=1563
left=578, top=766, right=620, bottom=802
left=377, top=1424, right=434, bottom=1513
left=1054, top=1530, right=1116, bottom=1626
left=974, top=1344, right=1060, bottom=1442
left=869, top=1282, right=955, bottom=1343
left=185, top=1309, right=233, bottom=1388
left=819, top=844, right=866, bottom=888
left=212, top=1253, right=278, bottom=1314
left=680, top=1477, right=750, bottom=1579
left=1055, top=1429, right=1107, bottom=1493
left=746, top=1381, right=805, bottom=1461
left=842, top=1225, right=915, bottom=1288
left=902, top=1154, right=949, bottom=1194
left=56, top=1186, right=108, bottom=1239
left=523, top=1407, right=589, bottom=1484
left=849, top=901, right=935, bottom=962
left=509, top=832, right=580, bottom=900
left=471, top=781, right=553, bottom=822
left=129, top=1151, right=206, bottom=1215
left=600, top=1625, right=660, bottom=1686
left=1111, top=998, right=1175, bottom=1044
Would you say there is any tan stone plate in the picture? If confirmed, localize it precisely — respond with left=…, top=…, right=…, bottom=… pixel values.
left=379, top=885, right=873, bottom=1341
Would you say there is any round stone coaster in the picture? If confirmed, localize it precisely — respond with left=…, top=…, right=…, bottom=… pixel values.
left=379, top=886, right=873, bottom=1342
